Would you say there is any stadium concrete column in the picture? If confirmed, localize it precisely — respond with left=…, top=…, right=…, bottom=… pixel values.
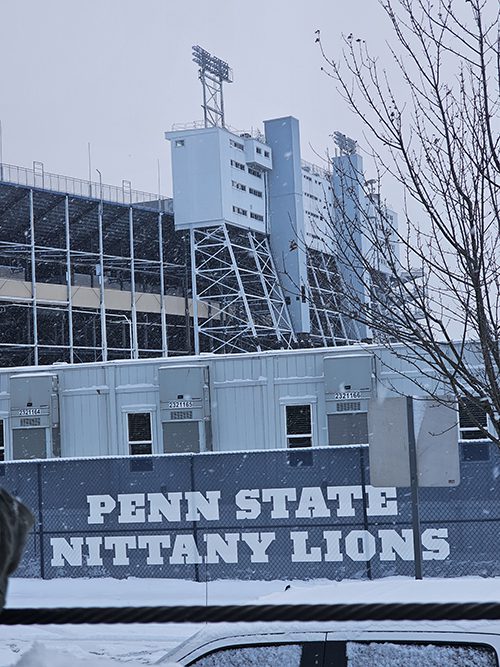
left=331, top=152, right=367, bottom=338
left=263, top=117, right=310, bottom=338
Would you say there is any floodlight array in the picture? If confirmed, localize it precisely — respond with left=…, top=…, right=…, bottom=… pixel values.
left=192, top=45, right=233, bottom=83
left=333, top=131, right=357, bottom=155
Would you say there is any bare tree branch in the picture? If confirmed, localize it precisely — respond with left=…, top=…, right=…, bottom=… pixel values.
left=316, top=0, right=500, bottom=445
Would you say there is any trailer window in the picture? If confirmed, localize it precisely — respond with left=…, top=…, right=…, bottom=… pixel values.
left=127, top=412, right=152, bottom=456
left=286, top=404, right=312, bottom=448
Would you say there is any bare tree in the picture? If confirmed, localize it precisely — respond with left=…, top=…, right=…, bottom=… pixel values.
left=315, top=0, right=500, bottom=445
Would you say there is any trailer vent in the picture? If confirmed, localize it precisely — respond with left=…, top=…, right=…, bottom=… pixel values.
left=171, top=410, right=193, bottom=421
left=336, top=401, right=361, bottom=413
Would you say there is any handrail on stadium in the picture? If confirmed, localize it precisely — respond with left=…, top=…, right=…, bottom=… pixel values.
left=171, top=120, right=266, bottom=143
left=0, top=162, right=172, bottom=211
left=301, top=158, right=331, bottom=179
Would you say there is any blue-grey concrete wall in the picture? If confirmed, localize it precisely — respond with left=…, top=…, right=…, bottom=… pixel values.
left=264, top=116, right=310, bottom=334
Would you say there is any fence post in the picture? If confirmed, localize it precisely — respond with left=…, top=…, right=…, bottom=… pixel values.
left=407, top=397, right=423, bottom=580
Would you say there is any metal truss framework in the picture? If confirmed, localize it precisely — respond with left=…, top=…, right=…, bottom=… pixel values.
left=192, top=45, right=233, bottom=129
left=199, top=70, right=226, bottom=128
left=191, top=224, right=297, bottom=354
left=307, top=248, right=360, bottom=346
left=0, top=173, right=189, bottom=368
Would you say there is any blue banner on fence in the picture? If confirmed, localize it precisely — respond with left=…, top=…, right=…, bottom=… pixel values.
left=1, top=445, right=499, bottom=580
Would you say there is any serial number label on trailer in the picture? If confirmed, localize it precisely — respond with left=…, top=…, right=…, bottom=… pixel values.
left=334, top=391, right=362, bottom=400
left=16, top=408, right=43, bottom=416
left=168, top=400, right=194, bottom=409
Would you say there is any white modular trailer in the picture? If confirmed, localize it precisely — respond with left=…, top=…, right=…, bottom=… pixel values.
left=0, top=344, right=481, bottom=461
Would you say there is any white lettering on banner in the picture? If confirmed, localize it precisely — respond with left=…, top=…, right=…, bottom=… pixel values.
left=323, top=531, right=343, bottom=561
left=148, top=492, right=183, bottom=522
left=55, top=485, right=452, bottom=572
left=50, top=537, right=84, bottom=566
left=203, top=533, right=240, bottom=564
left=295, top=487, right=331, bottom=519
left=261, top=488, right=297, bottom=519
left=291, top=531, right=322, bottom=562
left=49, top=528, right=452, bottom=567
left=104, top=536, right=136, bottom=566
left=86, top=485, right=400, bottom=525
left=118, top=494, right=145, bottom=523
left=184, top=491, right=221, bottom=521
left=137, top=535, right=171, bottom=565
left=86, top=491, right=221, bottom=524
left=86, top=536, right=104, bottom=566
left=170, top=534, right=203, bottom=564
left=87, top=494, right=116, bottom=524
left=422, top=528, right=450, bottom=560
left=344, top=530, right=377, bottom=561
left=235, top=489, right=261, bottom=520
left=365, top=486, right=398, bottom=516
left=240, top=532, right=276, bottom=563
left=326, top=486, right=363, bottom=517
left=379, top=529, right=414, bottom=561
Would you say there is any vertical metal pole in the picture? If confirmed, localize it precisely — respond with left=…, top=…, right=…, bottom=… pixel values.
left=190, top=228, right=200, bottom=355
left=219, top=76, right=225, bottom=128
left=29, top=189, right=39, bottom=365
left=96, top=171, right=107, bottom=362
left=129, top=206, right=138, bottom=359
left=158, top=210, right=168, bottom=357
left=128, top=318, right=133, bottom=360
left=87, top=143, right=92, bottom=197
left=359, top=447, right=373, bottom=580
left=64, top=195, right=74, bottom=363
left=407, top=395, right=423, bottom=580
left=201, top=69, right=208, bottom=128
left=183, top=233, right=191, bottom=353
left=157, top=162, right=168, bottom=357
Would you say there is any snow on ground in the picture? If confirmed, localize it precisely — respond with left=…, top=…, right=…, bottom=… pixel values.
left=2, top=575, right=500, bottom=665
left=257, top=575, right=500, bottom=605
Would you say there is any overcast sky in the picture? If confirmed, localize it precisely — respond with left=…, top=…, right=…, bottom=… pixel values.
left=0, top=0, right=393, bottom=197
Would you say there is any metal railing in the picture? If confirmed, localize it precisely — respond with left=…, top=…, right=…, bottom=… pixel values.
left=301, top=158, right=331, bottom=179
left=0, top=162, right=172, bottom=210
left=171, top=120, right=266, bottom=143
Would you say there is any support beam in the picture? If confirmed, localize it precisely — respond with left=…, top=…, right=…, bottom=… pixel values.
left=29, top=189, right=38, bottom=365
left=97, top=196, right=107, bottom=362
left=191, top=224, right=295, bottom=353
left=190, top=227, right=200, bottom=355
left=158, top=210, right=168, bottom=357
left=64, top=195, right=74, bottom=363
left=129, top=206, right=138, bottom=359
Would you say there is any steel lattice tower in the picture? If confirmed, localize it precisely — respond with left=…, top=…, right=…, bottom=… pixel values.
left=190, top=224, right=296, bottom=354
left=307, top=248, right=360, bottom=345
left=192, top=45, right=233, bottom=128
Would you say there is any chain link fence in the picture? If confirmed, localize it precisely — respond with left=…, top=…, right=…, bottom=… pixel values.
left=1, top=444, right=498, bottom=581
